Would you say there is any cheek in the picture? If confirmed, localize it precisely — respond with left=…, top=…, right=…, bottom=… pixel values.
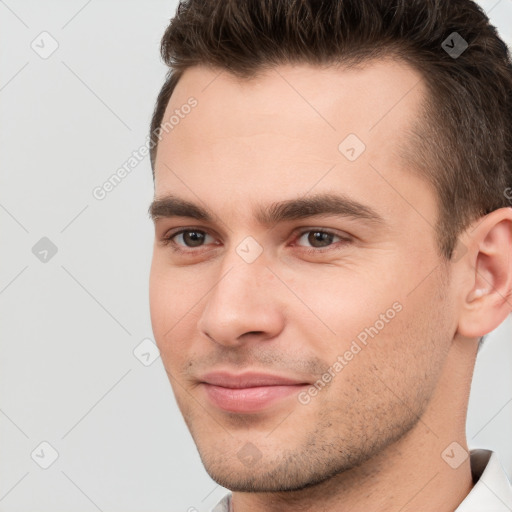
left=280, top=263, right=401, bottom=348
left=358, top=268, right=452, bottom=385
left=284, top=255, right=446, bottom=380
left=149, top=258, right=200, bottom=357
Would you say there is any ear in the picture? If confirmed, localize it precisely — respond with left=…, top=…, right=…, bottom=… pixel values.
left=456, top=207, right=512, bottom=339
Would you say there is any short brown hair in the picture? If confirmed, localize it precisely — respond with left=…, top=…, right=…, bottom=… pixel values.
left=149, top=0, right=512, bottom=260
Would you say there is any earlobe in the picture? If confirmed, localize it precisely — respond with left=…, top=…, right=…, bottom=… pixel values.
left=456, top=208, right=512, bottom=339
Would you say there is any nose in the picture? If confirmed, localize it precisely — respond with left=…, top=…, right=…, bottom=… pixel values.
left=197, top=254, right=285, bottom=347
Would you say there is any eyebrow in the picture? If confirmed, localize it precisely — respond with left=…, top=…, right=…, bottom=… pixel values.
left=148, top=193, right=385, bottom=226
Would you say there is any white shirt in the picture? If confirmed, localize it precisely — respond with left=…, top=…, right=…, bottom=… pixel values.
left=210, top=450, right=512, bottom=511
left=457, top=450, right=512, bottom=511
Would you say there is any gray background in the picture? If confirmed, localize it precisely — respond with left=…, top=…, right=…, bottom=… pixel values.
left=1, top=1, right=511, bottom=510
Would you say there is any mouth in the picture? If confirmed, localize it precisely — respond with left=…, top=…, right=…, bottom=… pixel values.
left=198, top=371, right=310, bottom=414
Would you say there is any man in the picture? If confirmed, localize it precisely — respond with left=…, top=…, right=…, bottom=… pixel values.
left=147, top=0, right=512, bottom=510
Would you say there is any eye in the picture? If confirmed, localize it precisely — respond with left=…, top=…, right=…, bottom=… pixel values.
left=295, top=230, right=346, bottom=249
left=167, top=229, right=216, bottom=248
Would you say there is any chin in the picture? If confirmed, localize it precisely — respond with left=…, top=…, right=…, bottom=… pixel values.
left=196, top=441, right=357, bottom=493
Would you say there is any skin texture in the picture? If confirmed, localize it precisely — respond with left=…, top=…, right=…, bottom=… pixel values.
left=149, top=60, right=512, bottom=511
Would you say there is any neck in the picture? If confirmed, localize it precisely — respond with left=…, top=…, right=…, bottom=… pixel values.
left=231, top=337, right=477, bottom=512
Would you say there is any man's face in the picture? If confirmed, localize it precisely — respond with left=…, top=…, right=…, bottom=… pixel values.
left=149, top=60, right=456, bottom=491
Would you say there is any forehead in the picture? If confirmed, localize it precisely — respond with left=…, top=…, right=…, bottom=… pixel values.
left=153, top=60, right=433, bottom=228
left=162, top=59, right=424, bottom=142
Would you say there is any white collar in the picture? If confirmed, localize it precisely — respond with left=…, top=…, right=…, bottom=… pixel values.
left=455, top=449, right=512, bottom=511
left=212, top=449, right=512, bottom=511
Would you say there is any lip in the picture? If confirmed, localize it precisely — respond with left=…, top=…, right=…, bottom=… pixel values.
left=199, top=371, right=310, bottom=413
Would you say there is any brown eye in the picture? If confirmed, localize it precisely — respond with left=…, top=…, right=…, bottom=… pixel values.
left=173, top=230, right=213, bottom=247
left=308, top=231, right=335, bottom=247
left=297, top=230, right=340, bottom=248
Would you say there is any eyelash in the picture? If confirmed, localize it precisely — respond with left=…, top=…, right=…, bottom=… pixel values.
left=161, top=229, right=218, bottom=255
left=292, top=229, right=352, bottom=254
left=160, top=227, right=351, bottom=255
